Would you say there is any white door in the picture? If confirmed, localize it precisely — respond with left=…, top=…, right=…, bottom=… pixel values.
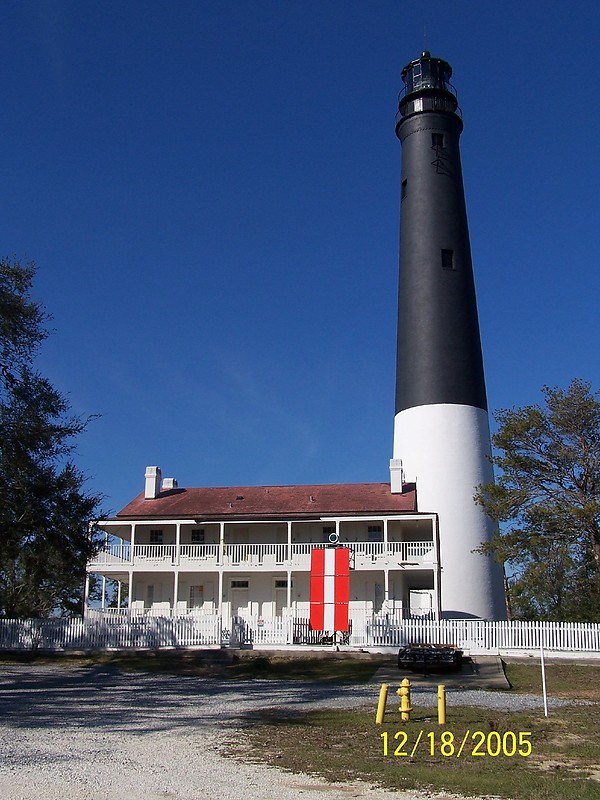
left=274, top=588, right=287, bottom=616
left=231, top=587, right=249, bottom=617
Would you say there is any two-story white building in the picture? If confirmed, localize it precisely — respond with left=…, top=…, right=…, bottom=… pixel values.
left=87, top=466, right=440, bottom=629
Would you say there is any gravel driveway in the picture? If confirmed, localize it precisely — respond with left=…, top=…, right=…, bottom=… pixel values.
left=0, top=663, right=550, bottom=800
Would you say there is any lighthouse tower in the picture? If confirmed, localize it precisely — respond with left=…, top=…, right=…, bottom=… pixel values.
left=391, top=52, right=506, bottom=619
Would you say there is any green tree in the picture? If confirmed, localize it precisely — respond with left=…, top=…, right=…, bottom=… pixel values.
left=0, top=258, right=102, bottom=617
left=476, top=379, right=600, bottom=621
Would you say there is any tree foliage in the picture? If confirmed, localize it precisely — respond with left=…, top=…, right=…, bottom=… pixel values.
left=476, top=379, right=600, bottom=622
left=0, top=258, right=102, bottom=617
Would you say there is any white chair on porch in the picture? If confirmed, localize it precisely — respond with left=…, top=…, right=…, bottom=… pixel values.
left=149, top=601, right=171, bottom=617
left=175, top=601, right=188, bottom=616
left=130, top=600, right=145, bottom=616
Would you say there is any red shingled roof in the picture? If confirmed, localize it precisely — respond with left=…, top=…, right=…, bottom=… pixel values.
left=116, top=482, right=417, bottom=520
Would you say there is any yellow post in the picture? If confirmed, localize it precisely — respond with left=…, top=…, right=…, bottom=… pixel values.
left=376, top=683, right=389, bottom=724
left=396, top=678, right=412, bottom=722
left=437, top=684, right=446, bottom=725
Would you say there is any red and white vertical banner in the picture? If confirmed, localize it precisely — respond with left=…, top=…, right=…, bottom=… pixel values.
left=309, top=547, right=350, bottom=632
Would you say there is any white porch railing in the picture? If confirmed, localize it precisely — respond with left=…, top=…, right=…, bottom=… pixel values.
left=180, top=544, right=220, bottom=561
left=92, top=543, right=132, bottom=564
left=134, top=544, right=177, bottom=563
left=221, top=543, right=288, bottom=566
left=387, top=541, right=436, bottom=562
left=88, top=540, right=437, bottom=570
left=1, top=614, right=600, bottom=653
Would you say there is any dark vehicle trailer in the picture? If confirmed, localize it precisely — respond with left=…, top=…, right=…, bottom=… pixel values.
left=398, top=643, right=464, bottom=672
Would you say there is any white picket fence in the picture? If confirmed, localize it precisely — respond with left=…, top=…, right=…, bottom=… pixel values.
left=0, top=615, right=222, bottom=650
left=1, top=614, right=599, bottom=653
left=349, top=618, right=600, bottom=652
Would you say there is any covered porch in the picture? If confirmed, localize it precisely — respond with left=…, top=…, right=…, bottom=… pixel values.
left=86, top=567, right=439, bottom=623
left=89, top=514, right=438, bottom=572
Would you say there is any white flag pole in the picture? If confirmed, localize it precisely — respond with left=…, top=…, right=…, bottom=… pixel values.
left=540, top=643, right=549, bottom=717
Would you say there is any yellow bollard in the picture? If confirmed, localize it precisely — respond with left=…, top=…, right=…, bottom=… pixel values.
left=396, top=678, right=412, bottom=722
left=437, top=684, right=446, bottom=725
left=376, top=683, right=389, bottom=724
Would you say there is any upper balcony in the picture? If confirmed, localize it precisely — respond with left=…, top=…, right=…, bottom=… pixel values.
left=88, top=540, right=436, bottom=572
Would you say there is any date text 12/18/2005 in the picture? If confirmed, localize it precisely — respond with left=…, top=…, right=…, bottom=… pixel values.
left=380, top=730, right=532, bottom=758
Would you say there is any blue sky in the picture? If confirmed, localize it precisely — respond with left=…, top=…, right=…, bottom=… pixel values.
left=2, top=1, right=599, bottom=514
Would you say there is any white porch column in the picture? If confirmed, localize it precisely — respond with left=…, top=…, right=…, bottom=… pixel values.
left=101, top=576, right=106, bottom=609
left=175, top=522, right=181, bottom=565
left=384, top=568, right=390, bottom=611
left=287, top=521, right=292, bottom=564
left=383, top=520, right=389, bottom=610
left=173, top=571, right=179, bottom=612
left=219, top=522, right=225, bottom=565
left=433, top=516, right=442, bottom=620
left=217, top=570, right=224, bottom=614
left=286, top=569, right=293, bottom=643
left=83, top=573, right=91, bottom=617
left=129, top=570, right=134, bottom=607
left=130, top=523, right=136, bottom=564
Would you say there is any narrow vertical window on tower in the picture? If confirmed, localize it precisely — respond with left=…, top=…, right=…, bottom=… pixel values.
left=432, top=132, right=444, bottom=148
left=441, top=248, right=455, bottom=270
left=401, top=179, right=407, bottom=200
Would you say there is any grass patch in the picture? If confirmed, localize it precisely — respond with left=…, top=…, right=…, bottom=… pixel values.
left=224, top=703, right=600, bottom=800
left=504, top=660, right=600, bottom=701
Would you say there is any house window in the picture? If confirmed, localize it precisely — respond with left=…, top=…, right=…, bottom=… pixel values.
left=368, top=525, right=383, bottom=542
left=441, top=249, right=455, bottom=270
left=150, top=529, right=163, bottom=544
left=274, top=579, right=291, bottom=589
left=191, top=528, right=205, bottom=544
left=432, top=132, right=444, bottom=148
left=231, top=580, right=249, bottom=589
left=146, top=585, right=154, bottom=606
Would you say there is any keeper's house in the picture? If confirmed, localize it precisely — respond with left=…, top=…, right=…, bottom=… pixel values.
left=86, top=465, right=439, bottom=623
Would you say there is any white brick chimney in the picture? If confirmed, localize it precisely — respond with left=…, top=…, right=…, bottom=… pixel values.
left=389, top=458, right=404, bottom=494
left=144, top=466, right=162, bottom=499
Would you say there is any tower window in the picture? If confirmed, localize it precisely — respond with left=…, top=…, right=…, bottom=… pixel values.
left=401, top=179, right=407, bottom=200
left=432, top=132, right=444, bottom=148
left=441, top=249, right=455, bottom=270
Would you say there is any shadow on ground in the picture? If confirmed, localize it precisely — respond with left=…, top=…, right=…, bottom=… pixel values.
left=370, top=655, right=510, bottom=690
left=0, top=662, right=381, bottom=736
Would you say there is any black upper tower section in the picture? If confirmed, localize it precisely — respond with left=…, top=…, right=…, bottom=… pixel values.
left=394, top=52, right=488, bottom=415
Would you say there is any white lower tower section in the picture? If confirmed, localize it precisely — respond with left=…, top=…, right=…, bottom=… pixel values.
left=394, top=404, right=506, bottom=619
